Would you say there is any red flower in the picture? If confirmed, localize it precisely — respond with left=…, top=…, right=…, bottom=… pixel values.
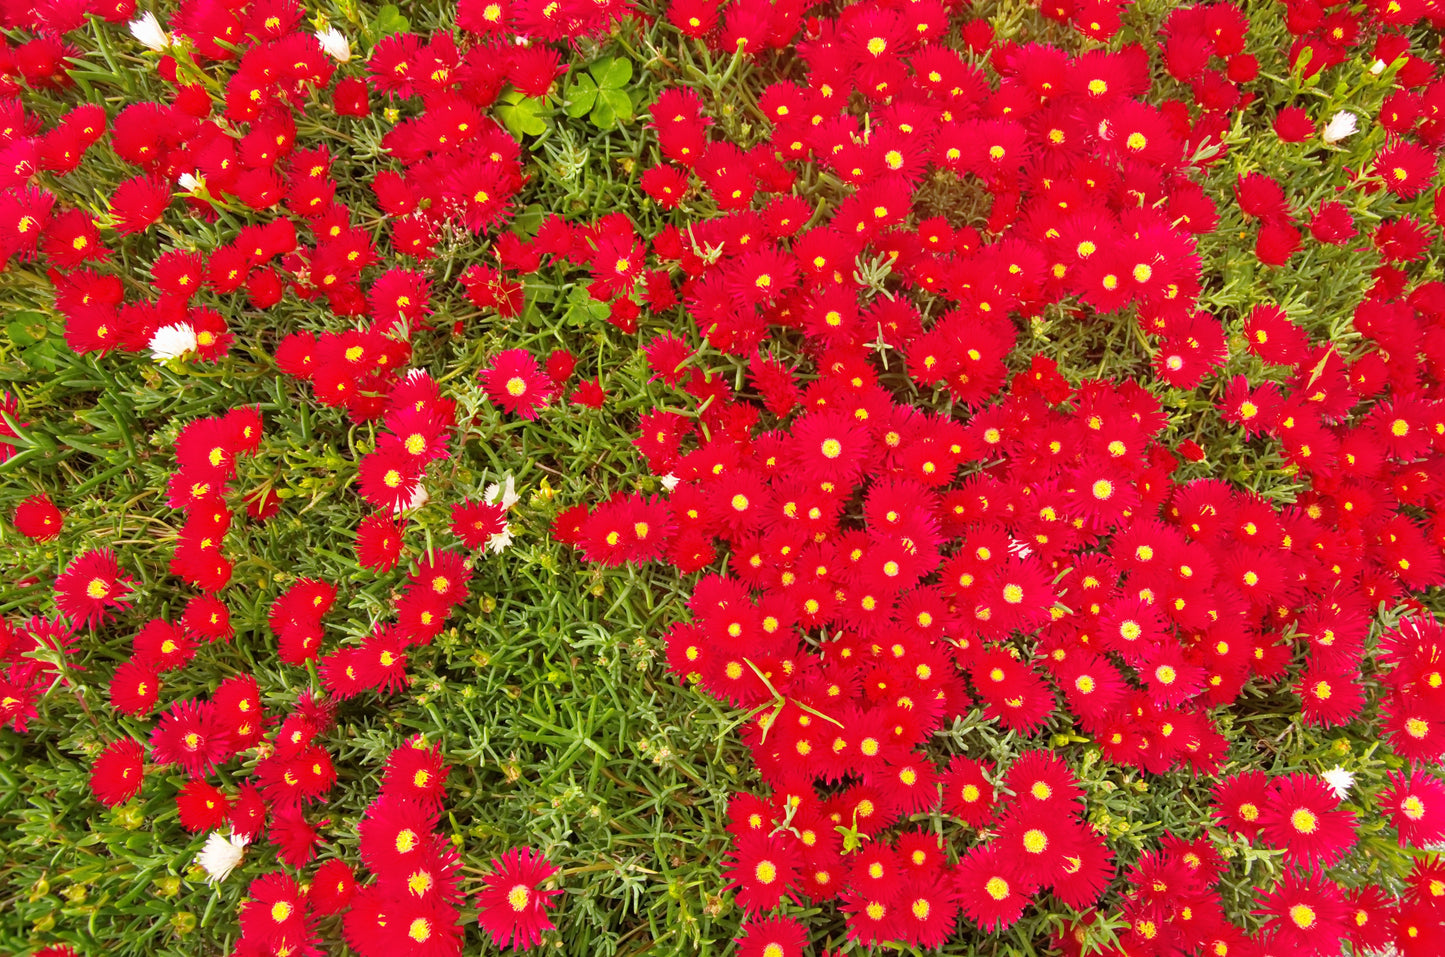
left=1308, top=200, right=1356, bottom=244
left=570, top=377, right=607, bottom=407
left=1374, top=139, right=1437, bottom=198
left=954, top=844, right=1032, bottom=931
left=149, top=698, right=233, bottom=778
left=734, top=915, right=808, bottom=957
left=109, top=659, right=160, bottom=716
left=1236, top=171, right=1290, bottom=220
left=357, top=448, right=423, bottom=513
left=895, top=873, right=960, bottom=949
left=238, top=871, right=312, bottom=946
left=450, top=499, right=508, bottom=550
left=13, top=493, right=62, bottom=540
left=1258, top=773, right=1357, bottom=868
left=1274, top=105, right=1316, bottom=141
left=1254, top=868, right=1348, bottom=957
left=356, top=512, right=406, bottom=571
left=358, top=795, right=441, bottom=874
left=176, top=779, right=230, bottom=833
left=131, top=617, right=196, bottom=672
left=1256, top=219, right=1302, bottom=265
left=89, top=737, right=145, bottom=807
left=381, top=737, right=450, bottom=812
left=181, top=594, right=233, bottom=643
left=333, top=76, right=370, bottom=115
left=309, top=859, right=357, bottom=915
left=54, top=548, right=135, bottom=628
left=475, top=846, right=562, bottom=951
left=1379, top=770, right=1445, bottom=847
left=480, top=349, right=556, bottom=420
left=724, top=830, right=800, bottom=914
left=110, top=175, right=171, bottom=235
left=1211, top=770, right=1270, bottom=839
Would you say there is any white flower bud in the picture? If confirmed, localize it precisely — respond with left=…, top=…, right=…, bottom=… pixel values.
left=128, top=12, right=170, bottom=51
left=315, top=27, right=351, bottom=62
left=1322, top=111, right=1358, bottom=146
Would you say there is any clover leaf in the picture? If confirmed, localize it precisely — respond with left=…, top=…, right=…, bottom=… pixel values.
left=565, top=56, right=634, bottom=129
left=495, top=89, right=549, bottom=137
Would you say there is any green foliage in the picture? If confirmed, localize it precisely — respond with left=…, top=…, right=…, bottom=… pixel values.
left=565, top=57, right=637, bottom=129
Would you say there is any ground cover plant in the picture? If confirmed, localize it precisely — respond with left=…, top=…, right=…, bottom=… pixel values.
left=3, top=0, right=1445, bottom=954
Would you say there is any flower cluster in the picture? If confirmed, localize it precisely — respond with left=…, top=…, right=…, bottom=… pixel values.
left=340, top=740, right=464, bottom=957
left=167, top=407, right=265, bottom=590
left=546, top=0, right=1445, bottom=950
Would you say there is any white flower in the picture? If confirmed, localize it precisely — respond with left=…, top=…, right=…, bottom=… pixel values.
left=315, top=26, right=351, bottom=62
left=177, top=171, right=203, bottom=191
left=128, top=12, right=171, bottom=51
left=396, top=483, right=429, bottom=514
left=485, top=525, right=515, bottom=554
left=484, top=474, right=520, bottom=510
left=196, top=831, right=249, bottom=884
left=1321, top=766, right=1355, bottom=800
left=659, top=474, right=681, bottom=491
left=1322, top=111, right=1358, bottom=146
left=482, top=475, right=519, bottom=553
left=149, top=323, right=198, bottom=362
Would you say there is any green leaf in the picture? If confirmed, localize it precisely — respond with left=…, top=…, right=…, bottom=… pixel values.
left=591, top=88, right=633, bottom=129
left=566, top=73, right=598, bottom=118
left=589, top=56, right=632, bottom=89
left=373, top=4, right=410, bottom=37
left=495, top=89, right=548, bottom=137
left=5, top=312, right=48, bottom=348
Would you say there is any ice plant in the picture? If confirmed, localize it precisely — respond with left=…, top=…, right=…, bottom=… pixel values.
left=8, top=0, right=1445, bottom=954
left=475, top=847, right=562, bottom=951
left=53, top=549, right=134, bottom=628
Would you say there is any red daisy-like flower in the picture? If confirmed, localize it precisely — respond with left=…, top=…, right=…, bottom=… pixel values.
left=109, top=659, right=160, bottom=716
left=1378, top=770, right=1445, bottom=848
left=895, top=873, right=961, bottom=949
left=181, top=594, right=233, bottom=643
left=356, top=512, right=406, bottom=571
left=381, top=737, right=450, bottom=813
left=407, top=549, right=472, bottom=608
left=734, top=915, right=808, bottom=957
left=89, top=737, right=145, bottom=807
left=1258, top=772, right=1357, bottom=868
left=238, top=871, right=312, bottom=945
left=149, top=698, right=233, bottom=778
left=357, top=448, right=423, bottom=513
left=309, top=859, right=357, bottom=916
left=54, top=548, right=135, bottom=628
left=110, top=174, right=171, bottom=235
left=1254, top=867, right=1348, bottom=957
left=358, top=796, right=441, bottom=874
left=954, top=844, right=1032, bottom=931
left=481, top=349, right=556, bottom=420
left=1373, top=139, right=1438, bottom=199
left=449, top=499, right=508, bottom=550
left=476, top=846, right=562, bottom=952
left=725, top=829, right=801, bottom=914
left=787, top=409, right=871, bottom=486
left=131, top=617, right=196, bottom=672
left=940, top=755, right=998, bottom=827
left=13, top=492, right=63, bottom=540
left=176, top=779, right=230, bottom=833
